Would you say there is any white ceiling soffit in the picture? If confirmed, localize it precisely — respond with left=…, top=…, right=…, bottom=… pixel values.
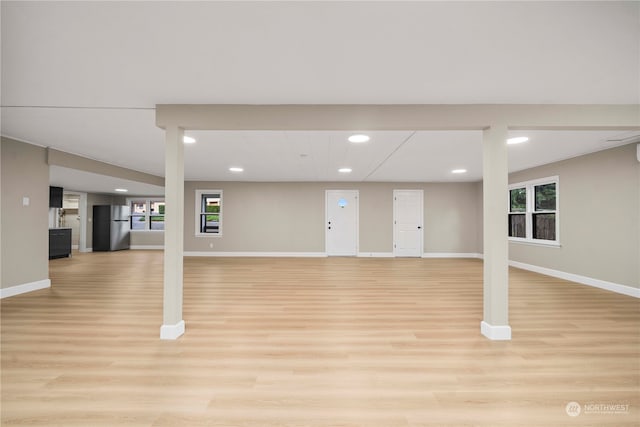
left=50, top=166, right=165, bottom=197
left=1, top=107, right=165, bottom=177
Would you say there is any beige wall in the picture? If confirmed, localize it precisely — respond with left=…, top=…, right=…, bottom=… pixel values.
left=131, top=231, right=164, bottom=247
left=508, top=143, right=639, bottom=288
left=475, top=181, right=484, bottom=254
left=423, top=183, right=480, bottom=253
left=183, top=181, right=480, bottom=254
left=1, top=138, right=49, bottom=289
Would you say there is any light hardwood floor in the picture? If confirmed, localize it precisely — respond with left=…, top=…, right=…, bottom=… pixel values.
left=2, top=251, right=639, bottom=426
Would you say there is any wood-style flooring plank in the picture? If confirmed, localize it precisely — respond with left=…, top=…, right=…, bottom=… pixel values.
left=2, top=251, right=639, bottom=426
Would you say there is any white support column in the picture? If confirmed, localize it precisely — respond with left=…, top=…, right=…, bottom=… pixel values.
left=481, top=124, right=512, bottom=340
left=160, top=126, right=185, bottom=340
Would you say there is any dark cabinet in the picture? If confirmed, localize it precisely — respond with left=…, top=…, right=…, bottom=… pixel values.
left=49, top=186, right=63, bottom=208
left=49, top=228, right=71, bottom=259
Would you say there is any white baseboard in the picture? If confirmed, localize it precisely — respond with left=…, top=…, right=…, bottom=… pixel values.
left=84, top=248, right=93, bottom=253
left=509, top=260, right=640, bottom=298
left=183, top=251, right=486, bottom=259
left=481, top=321, right=512, bottom=340
left=360, top=252, right=481, bottom=258
left=0, top=279, right=51, bottom=299
left=130, top=245, right=164, bottom=250
left=357, top=252, right=394, bottom=258
left=423, top=252, right=482, bottom=258
left=184, top=251, right=327, bottom=257
left=160, top=320, right=185, bottom=340
left=71, top=244, right=79, bottom=250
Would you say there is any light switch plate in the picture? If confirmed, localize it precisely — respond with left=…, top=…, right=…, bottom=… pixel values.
left=22, top=197, right=30, bottom=206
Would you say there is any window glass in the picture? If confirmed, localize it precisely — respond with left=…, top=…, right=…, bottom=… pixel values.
left=510, top=188, right=526, bottom=212
left=150, top=201, right=165, bottom=230
left=131, top=201, right=147, bottom=230
left=508, top=177, right=558, bottom=244
left=198, top=192, right=222, bottom=234
left=508, top=214, right=526, bottom=238
left=128, top=199, right=164, bottom=231
left=533, top=213, right=556, bottom=240
left=535, top=183, right=556, bottom=211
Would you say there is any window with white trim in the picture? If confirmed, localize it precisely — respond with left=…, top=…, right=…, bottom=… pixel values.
left=196, top=190, right=222, bottom=236
left=128, top=198, right=165, bottom=231
left=508, top=176, right=559, bottom=245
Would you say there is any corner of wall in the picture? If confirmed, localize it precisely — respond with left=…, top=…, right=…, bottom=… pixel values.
left=1, top=138, right=50, bottom=289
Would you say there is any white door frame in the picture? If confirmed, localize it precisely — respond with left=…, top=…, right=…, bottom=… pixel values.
left=63, top=191, right=89, bottom=253
left=393, top=189, right=424, bottom=257
left=325, top=190, right=359, bottom=256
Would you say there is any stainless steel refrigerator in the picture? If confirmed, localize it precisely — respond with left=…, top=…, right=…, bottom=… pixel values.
left=92, top=205, right=131, bottom=251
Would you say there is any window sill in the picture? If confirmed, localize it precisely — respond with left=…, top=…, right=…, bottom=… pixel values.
left=195, top=233, right=223, bottom=238
left=131, top=229, right=165, bottom=233
left=509, top=238, right=561, bottom=248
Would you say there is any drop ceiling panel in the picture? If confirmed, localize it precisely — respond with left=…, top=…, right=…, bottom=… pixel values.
left=184, top=131, right=415, bottom=181
left=507, top=130, right=640, bottom=173
left=368, top=131, right=484, bottom=182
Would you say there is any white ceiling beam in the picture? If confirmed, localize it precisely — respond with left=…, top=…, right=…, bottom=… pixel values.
left=156, top=104, right=640, bottom=131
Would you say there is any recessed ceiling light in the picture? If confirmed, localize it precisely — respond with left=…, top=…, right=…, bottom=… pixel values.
left=348, top=134, right=370, bottom=143
left=451, top=169, right=467, bottom=174
left=229, top=167, right=244, bottom=172
left=338, top=168, right=352, bottom=173
left=183, top=136, right=196, bottom=144
left=507, top=136, right=529, bottom=145
left=115, top=188, right=128, bottom=192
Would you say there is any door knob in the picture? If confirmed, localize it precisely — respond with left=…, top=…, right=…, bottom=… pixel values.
left=418, top=226, right=422, bottom=229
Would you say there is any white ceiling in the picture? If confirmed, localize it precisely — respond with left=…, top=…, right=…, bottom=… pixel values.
left=2, top=1, right=639, bottom=194
left=183, top=129, right=638, bottom=182
left=3, top=1, right=638, bottom=106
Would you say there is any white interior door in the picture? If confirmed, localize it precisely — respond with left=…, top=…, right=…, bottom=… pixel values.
left=394, top=190, right=423, bottom=257
left=326, top=190, right=358, bottom=256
